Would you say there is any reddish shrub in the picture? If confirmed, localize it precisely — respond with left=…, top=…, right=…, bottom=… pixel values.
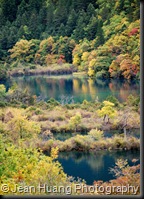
left=128, top=28, right=138, bottom=36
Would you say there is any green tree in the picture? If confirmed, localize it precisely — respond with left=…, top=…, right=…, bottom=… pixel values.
left=94, top=17, right=105, bottom=46
left=96, top=0, right=115, bottom=21
left=72, top=0, right=97, bottom=12
left=44, top=0, right=54, bottom=35
left=86, top=3, right=97, bottom=20
left=72, top=10, right=87, bottom=41
left=38, top=6, right=47, bottom=34
left=85, top=16, right=98, bottom=40
left=28, top=11, right=40, bottom=39
left=58, top=23, right=65, bottom=36
left=53, top=0, right=68, bottom=32
left=0, top=0, right=19, bottom=22
left=0, top=22, right=11, bottom=55
left=52, top=36, right=76, bottom=63
left=65, top=9, right=77, bottom=37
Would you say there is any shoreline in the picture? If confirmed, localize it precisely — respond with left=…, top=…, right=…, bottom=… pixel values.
left=38, top=133, right=140, bottom=153
left=7, top=63, right=77, bottom=77
left=5, top=63, right=139, bottom=82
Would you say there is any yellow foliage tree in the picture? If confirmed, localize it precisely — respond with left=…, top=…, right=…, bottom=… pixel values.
left=9, top=39, right=35, bottom=62
left=81, top=52, right=89, bottom=62
left=5, top=108, right=41, bottom=142
left=88, top=67, right=95, bottom=77
left=39, top=36, right=54, bottom=54
left=73, top=54, right=81, bottom=66
left=97, top=101, right=117, bottom=124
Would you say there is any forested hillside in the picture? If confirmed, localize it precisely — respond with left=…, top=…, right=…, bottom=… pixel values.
left=0, top=0, right=140, bottom=80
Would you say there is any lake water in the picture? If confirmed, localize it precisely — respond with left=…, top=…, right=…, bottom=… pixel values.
left=58, top=150, right=140, bottom=185
left=7, top=75, right=140, bottom=103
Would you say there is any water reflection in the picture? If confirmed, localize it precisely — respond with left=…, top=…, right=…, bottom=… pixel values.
left=58, top=150, right=140, bottom=185
left=7, top=75, right=139, bottom=103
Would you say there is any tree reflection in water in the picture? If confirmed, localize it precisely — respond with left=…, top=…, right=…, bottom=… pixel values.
left=58, top=150, right=140, bottom=184
left=8, top=75, right=139, bottom=103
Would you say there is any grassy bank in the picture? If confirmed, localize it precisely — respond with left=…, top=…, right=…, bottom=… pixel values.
left=8, top=63, right=77, bottom=77
left=38, top=133, right=140, bottom=152
left=27, top=99, right=140, bottom=134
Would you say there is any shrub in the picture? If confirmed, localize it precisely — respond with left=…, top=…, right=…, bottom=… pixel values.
left=35, top=108, right=43, bottom=115
left=59, top=139, right=76, bottom=151
left=27, top=106, right=37, bottom=111
left=112, top=135, right=126, bottom=149
left=106, top=95, right=120, bottom=106
left=47, top=98, right=60, bottom=106
left=88, top=129, right=104, bottom=140
left=20, top=104, right=27, bottom=109
left=69, top=112, right=82, bottom=132
left=126, top=94, right=140, bottom=107
left=73, top=135, right=89, bottom=150
left=128, top=136, right=140, bottom=150
left=6, top=87, right=36, bottom=106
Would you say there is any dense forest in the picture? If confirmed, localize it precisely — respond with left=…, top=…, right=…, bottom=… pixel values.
left=0, top=0, right=140, bottom=80
left=0, top=0, right=140, bottom=196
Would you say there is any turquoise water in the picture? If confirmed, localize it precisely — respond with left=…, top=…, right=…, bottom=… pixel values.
left=7, top=75, right=140, bottom=103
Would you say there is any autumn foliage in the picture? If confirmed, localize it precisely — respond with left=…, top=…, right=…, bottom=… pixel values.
left=72, top=19, right=139, bottom=80
left=93, top=159, right=140, bottom=195
left=128, top=28, right=139, bottom=36
left=57, top=55, right=65, bottom=65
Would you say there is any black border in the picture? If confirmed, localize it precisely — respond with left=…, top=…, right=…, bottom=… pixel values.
left=1, top=1, right=143, bottom=199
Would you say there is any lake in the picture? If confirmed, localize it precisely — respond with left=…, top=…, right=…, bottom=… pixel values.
left=58, top=150, right=140, bottom=185
left=7, top=74, right=140, bottom=103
